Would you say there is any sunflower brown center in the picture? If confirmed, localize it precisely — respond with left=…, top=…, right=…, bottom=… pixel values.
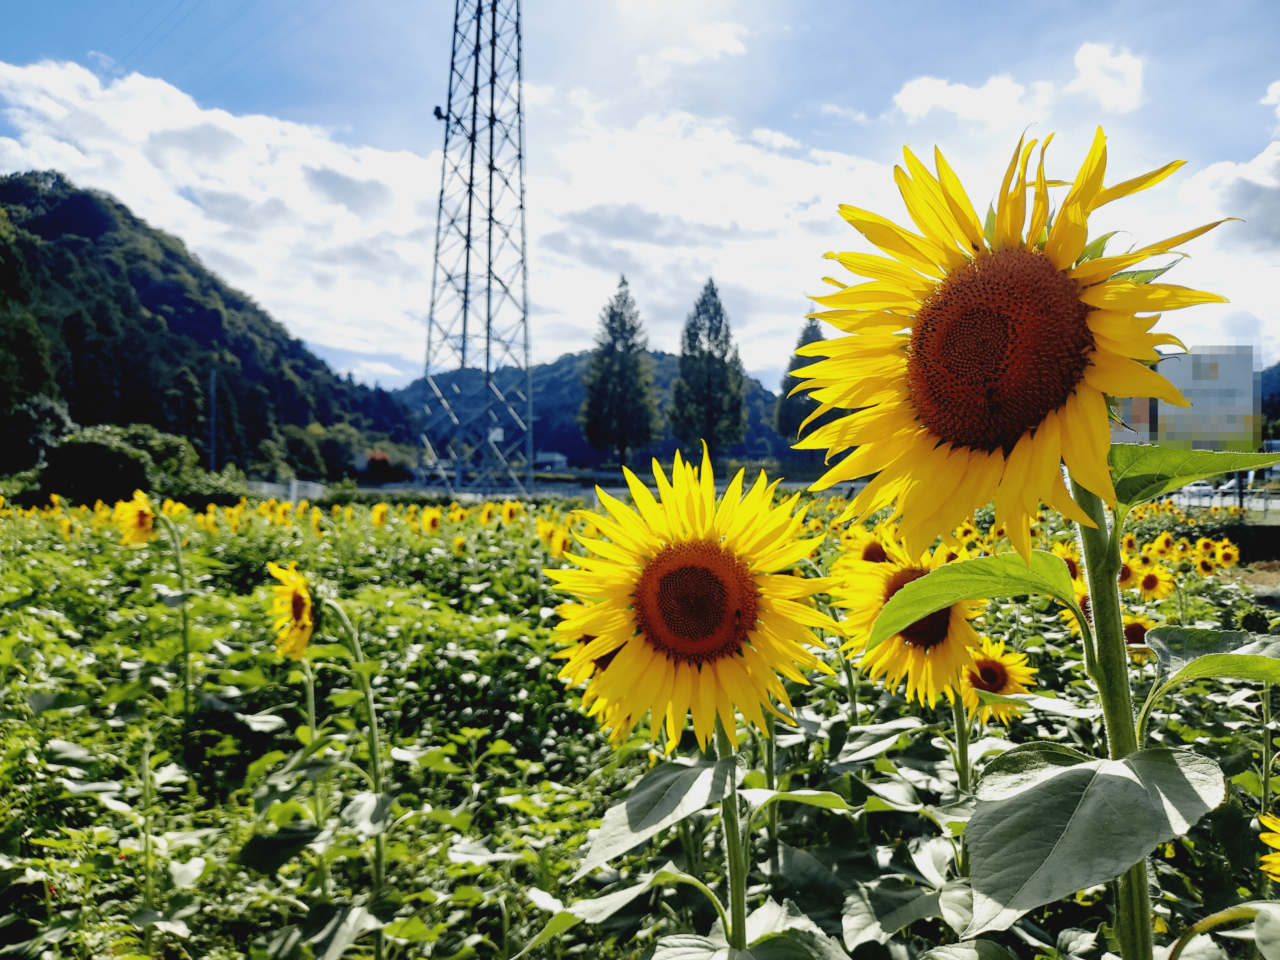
left=1063, top=556, right=1080, bottom=580
left=860, top=541, right=888, bottom=563
left=907, top=248, right=1096, bottom=454
left=1141, top=573, right=1159, bottom=591
left=633, top=540, right=759, bottom=665
left=969, top=660, right=1009, bottom=693
left=885, top=567, right=951, bottom=650
left=1124, top=621, right=1149, bottom=646
left=292, top=590, right=307, bottom=624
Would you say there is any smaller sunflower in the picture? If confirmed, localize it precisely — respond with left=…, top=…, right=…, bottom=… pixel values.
left=1195, top=537, right=1217, bottom=556
left=113, top=490, right=157, bottom=546
left=1059, top=579, right=1092, bottom=636
left=841, top=525, right=891, bottom=565
left=834, top=541, right=983, bottom=707
left=1050, top=540, right=1082, bottom=582
left=423, top=507, right=443, bottom=533
left=1260, top=813, right=1280, bottom=883
left=1217, top=540, right=1239, bottom=567
left=1195, top=556, right=1218, bottom=578
left=1133, top=552, right=1156, bottom=572
left=501, top=500, right=522, bottom=524
left=961, top=636, right=1036, bottom=725
left=1174, top=538, right=1193, bottom=559
left=452, top=534, right=467, bottom=556
left=371, top=503, right=389, bottom=529
left=267, top=562, right=315, bottom=660
left=1122, top=533, right=1139, bottom=554
left=1151, top=532, right=1175, bottom=558
left=1117, top=555, right=1139, bottom=591
left=1123, top=613, right=1158, bottom=663
left=1138, top=565, right=1175, bottom=602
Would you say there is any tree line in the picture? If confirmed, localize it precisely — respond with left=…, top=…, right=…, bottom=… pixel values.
left=578, top=276, right=834, bottom=466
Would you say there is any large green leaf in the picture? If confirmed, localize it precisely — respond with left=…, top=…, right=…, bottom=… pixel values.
left=842, top=879, right=942, bottom=949
left=573, top=758, right=737, bottom=879
left=1109, top=444, right=1280, bottom=509
left=920, top=942, right=1017, bottom=960
left=965, top=747, right=1225, bottom=935
left=1147, top=627, right=1280, bottom=681
left=236, top=824, right=321, bottom=875
left=868, top=553, right=1077, bottom=650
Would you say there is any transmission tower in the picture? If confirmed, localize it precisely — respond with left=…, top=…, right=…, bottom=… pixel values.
left=422, top=0, right=532, bottom=495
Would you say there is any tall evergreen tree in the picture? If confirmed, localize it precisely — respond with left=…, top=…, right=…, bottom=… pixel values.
left=669, top=278, right=746, bottom=458
left=774, top=317, right=835, bottom=461
left=579, top=277, right=662, bottom=466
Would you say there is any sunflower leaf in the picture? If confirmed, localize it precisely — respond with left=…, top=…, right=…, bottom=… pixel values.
left=866, top=552, right=1076, bottom=651
left=963, top=747, right=1225, bottom=936
left=919, top=941, right=1018, bottom=960
left=1108, top=444, right=1280, bottom=510
left=572, top=759, right=738, bottom=880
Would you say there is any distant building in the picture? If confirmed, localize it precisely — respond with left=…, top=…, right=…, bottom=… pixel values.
left=1110, top=345, right=1261, bottom=451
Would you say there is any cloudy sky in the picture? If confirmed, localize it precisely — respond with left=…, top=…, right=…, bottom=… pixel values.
left=1, top=1, right=1278, bottom=394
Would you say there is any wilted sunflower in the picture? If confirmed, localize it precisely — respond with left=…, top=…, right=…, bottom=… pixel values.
left=961, top=636, right=1036, bottom=725
left=792, top=129, right=1228, bottom=560
left=549, top=448, right=836, bottom=752
left=114, top=490, right=157, bottom=546
left=834, top=540, right=982, bottom=706
left=267, top=561, right=315, bottom=659
left=1259, top=814, right=1280, bottom=882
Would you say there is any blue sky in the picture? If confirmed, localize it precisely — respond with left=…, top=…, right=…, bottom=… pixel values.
left=1, top=1, right=1278, bottom=392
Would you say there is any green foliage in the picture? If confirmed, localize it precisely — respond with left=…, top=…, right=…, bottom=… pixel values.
left=669, top=279, right=747, bottom=457
left=579, top=277, right=664, bottom=465
left=1110, top=444, right=1280, bottom=510
left=774, top=317, right=837, bottom=457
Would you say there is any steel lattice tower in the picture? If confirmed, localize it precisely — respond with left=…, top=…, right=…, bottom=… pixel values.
left=422, top=0, right=531, bottom=494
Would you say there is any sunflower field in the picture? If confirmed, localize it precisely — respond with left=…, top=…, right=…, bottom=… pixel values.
left=0, top=441, right=1275, bottom=960
left=7, top=129, right=1280, bottom=960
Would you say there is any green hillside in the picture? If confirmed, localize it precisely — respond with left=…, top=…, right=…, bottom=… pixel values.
left=0, top=171, right=414, bottom=480
left=396, top=349, right=785, bottom=467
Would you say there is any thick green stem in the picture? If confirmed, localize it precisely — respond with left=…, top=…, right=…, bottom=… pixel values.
left=1072, top=480, right=1150, bottom=960
left=764, top=714, right=779, bottom=877
left=715, top=717, right=748, bottom=951
left=158, top=515, right=192, bottom=725
left=325, top=599, right=385, bottom=960
left=950, top=688, right=972, bottom=795
left=302, top=660, right=331, bottom=900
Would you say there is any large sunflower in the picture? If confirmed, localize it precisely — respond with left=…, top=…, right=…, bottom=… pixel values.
left=833, top=539, right=983, bottom=706
left=792, top=129, right=1229, bottom=560
left=548, top=449, right=837, bottom=751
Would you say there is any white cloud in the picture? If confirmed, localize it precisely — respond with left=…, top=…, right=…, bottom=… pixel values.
left=893, top=74, right=1047, bottom=128
left=660, top=21, right=747, bottom=65
left=820, top=103, right=868, bottom=123
left=1065, top=43, right=1143, bottom=113
left=1263, top=80, right=1280, bottom=131
left=750, top=128, right=799, bottom=149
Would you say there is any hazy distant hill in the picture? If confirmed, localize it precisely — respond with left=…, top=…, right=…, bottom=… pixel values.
left=0, top=171, right=413, bottom=475
left=396, top=350, right=786, bottom=467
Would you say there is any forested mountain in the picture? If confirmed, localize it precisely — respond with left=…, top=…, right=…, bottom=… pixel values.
left=397, top=350, right=785, bottom=467
left=0, top=171, right=413, bottom=477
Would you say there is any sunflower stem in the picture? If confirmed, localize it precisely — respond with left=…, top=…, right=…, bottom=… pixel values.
left=715, top=717, right=748, bottom=951
left=325, top=599, right=386, bottom=960
left=842, top=655, right=863, bottom=724
left=764, top=713, right=779, bottom=878
left=157, top=514, right=192, bottom=729
left=950, top=688, right=972, bottom=795
left=302, top=659, right=331, bottom=901
left=1072, top=480, right=1151, bottom=960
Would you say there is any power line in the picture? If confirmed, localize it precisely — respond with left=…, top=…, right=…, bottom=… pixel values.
left=194, top=0, right=345, bottom=101
left=115, top=0, right=202, bottom=71
left=151, top=0, right=264, bottom=82
left=119, top=0, right=208, bottom=75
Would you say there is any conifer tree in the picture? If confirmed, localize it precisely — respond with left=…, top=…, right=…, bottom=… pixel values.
left=669, top=279, right=746, bottom=458
left=774, top=317, right=832, bottom=460
left=579, top=277, right=662, bottom=466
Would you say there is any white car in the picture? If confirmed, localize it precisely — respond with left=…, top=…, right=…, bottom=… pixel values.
left=1181, top=480, right=1216, bottom=495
